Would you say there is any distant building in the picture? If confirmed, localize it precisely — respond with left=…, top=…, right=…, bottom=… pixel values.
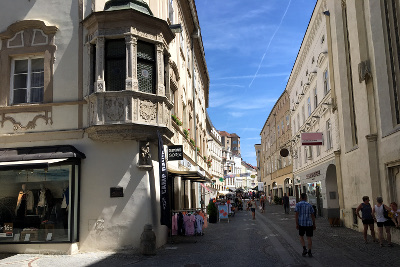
left=219, top=131, right=241, bottom=156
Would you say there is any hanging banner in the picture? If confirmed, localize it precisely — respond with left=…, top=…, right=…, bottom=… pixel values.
left=258, top=182, right=264, bottom=191
left=158, top=131, right=170, bottom=227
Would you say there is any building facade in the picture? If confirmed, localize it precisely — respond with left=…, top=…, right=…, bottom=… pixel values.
left=326, top=0, right=400, bottom=241
left=0, top=0, right=213, bottom=254
left=288, top=0, right=340, bottom=217
left=260, top=91, right=293, bottom=199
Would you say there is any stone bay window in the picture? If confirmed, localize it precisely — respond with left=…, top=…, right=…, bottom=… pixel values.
left=83, top=0, right=175, bottom=141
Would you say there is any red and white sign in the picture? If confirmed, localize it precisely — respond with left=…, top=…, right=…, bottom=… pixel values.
left=301, top=132, right=323, bottom=146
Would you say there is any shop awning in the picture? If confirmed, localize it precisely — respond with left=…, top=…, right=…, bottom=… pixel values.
left=0, top=145, right=86, bottom=170
left=168, top=169, right=211, bottom=183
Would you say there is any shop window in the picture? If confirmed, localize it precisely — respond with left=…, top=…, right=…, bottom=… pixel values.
left=11, top=57, right=44, bottom=104
left=0, top=163, right=79, bottom=243
left=323, top=69, right=329, bottom=95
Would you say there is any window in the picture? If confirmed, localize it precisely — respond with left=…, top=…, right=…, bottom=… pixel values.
left=286, top=115, right=289, bottom=126
left=168, top=0, right=174, bottom=23
left=277, top=125, right=280, bottom=135
left=297, top=114, right=300, bottom=131
left=105, top=39, right=126, bottom=91
left=0, top=161, right=80, bottom=244
left=316, top=130, right=321, bottom=156
left=11, top=57, right=44, bottom=104
left=298, top=147, right=302, bottom=167
left=383, top=0, right=400, bottom=125
left=137, top=41, right=156, bottom=94
left=282, top=121, right=284, bottom=133
left=307, top=97, right=311, bottom=117
left=326, top=119, right=332, bottom=150
left=323, top=69, right=329, bottom=95
left=293, top=119, right=296, bottom=133
left=304, top=146, right=307, bottom=163
left=308, top=146, right=313, bottom=160
left=302, top=106, right=305, bottom=125
left=342, top=2, right=358, bottom=145
left=314, top=88, right=318, bottom=109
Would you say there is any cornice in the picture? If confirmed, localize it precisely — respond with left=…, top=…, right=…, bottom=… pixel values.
left=0, top=20, right=58, bottom=39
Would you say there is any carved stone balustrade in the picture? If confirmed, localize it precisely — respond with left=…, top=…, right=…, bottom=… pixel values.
left=86, top=91, right=173, bottom=142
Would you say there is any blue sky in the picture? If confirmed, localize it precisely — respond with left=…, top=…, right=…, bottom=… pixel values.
left=196, top=0, right=317, bottom=166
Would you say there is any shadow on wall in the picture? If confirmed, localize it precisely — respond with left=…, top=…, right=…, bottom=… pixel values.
left=79, top=141, right=164, bottom=252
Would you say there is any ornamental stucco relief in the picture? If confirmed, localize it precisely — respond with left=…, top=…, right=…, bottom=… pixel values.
left=105, top=98, right=124, bottom=121
left=139, top=100, right=156, bottom=123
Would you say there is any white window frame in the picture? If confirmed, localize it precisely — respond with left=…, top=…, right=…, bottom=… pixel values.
left=323, top=69, right=329, bottom=95
left=10, top=55, right=44, bottom=105
left=326, top=119, right=332, bottom=150
left=314, top=87, right=318, bottom=109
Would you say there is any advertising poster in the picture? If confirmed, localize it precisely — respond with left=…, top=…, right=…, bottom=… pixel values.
left=218, top=204, right=229, bottom=221
left=289, top=196, right=297, bottom=209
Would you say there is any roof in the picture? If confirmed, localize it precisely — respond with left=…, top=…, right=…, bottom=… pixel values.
left=104, top=0, right=153, bottom=15
left=218, top=131, right=240, bottom=138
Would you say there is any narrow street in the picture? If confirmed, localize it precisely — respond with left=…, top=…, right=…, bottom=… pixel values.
left=1, top=202, right=400, bottom=267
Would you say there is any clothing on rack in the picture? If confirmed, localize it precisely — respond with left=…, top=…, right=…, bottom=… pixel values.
left=184, top=213, right=195, bottom=236
left=195, top=214, right=204, bottom=235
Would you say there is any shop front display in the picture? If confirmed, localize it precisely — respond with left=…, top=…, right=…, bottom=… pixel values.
left=0, top=146, right=84, bottom=244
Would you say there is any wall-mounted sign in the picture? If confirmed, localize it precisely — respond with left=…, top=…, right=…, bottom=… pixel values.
left=301, top=132, right=323, bottom=146
left=168, top=145, right=183, bottom=160
left=306, top=170, right=321, bottom=179
left=110, top=187, right=124, bottom=198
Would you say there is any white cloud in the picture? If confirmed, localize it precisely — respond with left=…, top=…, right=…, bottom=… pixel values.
left=229, top=112, right=245, bottom=118
left=213, top=72, right=289, bottom=81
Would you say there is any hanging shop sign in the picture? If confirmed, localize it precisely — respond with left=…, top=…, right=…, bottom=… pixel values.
left=301, top=132, right=323, bottom=146
left=168, top=145, right=183, bottom=160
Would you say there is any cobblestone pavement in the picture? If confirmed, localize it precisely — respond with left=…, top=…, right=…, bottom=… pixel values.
left=1, top=203, right=400, bottom=266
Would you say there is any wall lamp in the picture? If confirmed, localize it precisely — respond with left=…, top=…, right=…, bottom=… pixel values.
left=169, top=24, right=182, bottom=34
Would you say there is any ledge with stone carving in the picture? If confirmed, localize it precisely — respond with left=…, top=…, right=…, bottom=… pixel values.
left=86, top=90, right=174, bottom=142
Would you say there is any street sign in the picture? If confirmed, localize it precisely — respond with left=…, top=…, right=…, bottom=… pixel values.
left=168, top=145, right=183, bottom=160
left=301, top=132, right=323, bottom=146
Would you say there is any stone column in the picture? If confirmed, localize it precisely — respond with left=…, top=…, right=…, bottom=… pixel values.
left=125, top=34, right=138, bottom=91
left=156, top=44, right=165, bottom=96
left=366, top=134, right=381, bottom=201
left=95, top=36, right=105, bottom=92
left=334, top=150, right=344, bottom=212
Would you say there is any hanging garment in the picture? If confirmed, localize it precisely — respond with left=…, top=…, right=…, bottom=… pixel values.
left=16, top=190, right=34, bottom=212
left=172, top=214, right=178, bottom=236
left=198, top=211, right=208, bottom=228
left=184, top=214, right=196, bottom=236
left=195, top=214, right=204, bottom=235
left=177, top=212, right=184, bottom=235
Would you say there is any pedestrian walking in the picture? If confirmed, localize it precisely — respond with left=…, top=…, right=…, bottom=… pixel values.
left=295, top=193, right=316, bottom=257
left=283, top=193, right=290, bottom=214
left=355, top=196, right=377, bottom=243
left=372, top=196, right=394, bottom=247
left=268, top=194, right=272, bottom=205
left=260, top=195, right=265, bottom=213
left=249, top=197, right=257, bottom=220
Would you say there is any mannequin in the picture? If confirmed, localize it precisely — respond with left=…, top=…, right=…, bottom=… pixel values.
left=15, top=184, right=34, bottom=217
left=37, top=183, right=47, bottom=217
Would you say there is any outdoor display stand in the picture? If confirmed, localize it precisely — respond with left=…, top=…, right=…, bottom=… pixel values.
left=218, top=204, right=229, bottom=223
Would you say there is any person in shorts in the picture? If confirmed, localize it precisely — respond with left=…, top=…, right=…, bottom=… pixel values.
left=355, top=196, right=377, bottom=243
left=249, top=197, right=257, bottom=220
left=372, top=196, right=394, bottom=247
left=295, top=193, right=316, bottom=257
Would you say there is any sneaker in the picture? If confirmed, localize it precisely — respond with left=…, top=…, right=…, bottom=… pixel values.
left=302, top=249, right=307, bottom=257
left=308, top=251, right=313, bottom=257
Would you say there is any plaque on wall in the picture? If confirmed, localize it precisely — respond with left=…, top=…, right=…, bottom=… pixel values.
left=110, top=187, right=124, bottom=198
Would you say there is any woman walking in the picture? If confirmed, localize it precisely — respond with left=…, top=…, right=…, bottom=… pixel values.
left=372, top=196, right=393, bottom=247
left=355, top=196, right=376, bottom=243
left=249, top=197, right=257, bottom=220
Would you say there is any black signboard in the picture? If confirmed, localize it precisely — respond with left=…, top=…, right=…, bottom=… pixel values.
left=110, top=187, right=124, bottom=198
left=168, top=145, right=183, bottom=161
